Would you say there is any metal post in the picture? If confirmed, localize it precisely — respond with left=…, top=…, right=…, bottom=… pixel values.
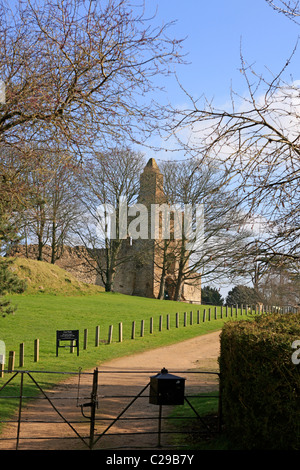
left=89, top=368, right=98, bottom=450
left=19, top=343, right=24, bottom=368
left=16, top=372, right=24, bottom=450
left=157, top=404, right=162, bottom=448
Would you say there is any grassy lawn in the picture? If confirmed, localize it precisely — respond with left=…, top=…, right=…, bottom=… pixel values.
left=168, top=392, right=232, bottom=450
left=0, top=290, right=250, bottom=430
left=0, top=291, right=246, bottom=372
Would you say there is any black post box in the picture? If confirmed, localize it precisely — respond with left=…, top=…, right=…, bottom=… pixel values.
left=149, top=368, right=186, bottom=405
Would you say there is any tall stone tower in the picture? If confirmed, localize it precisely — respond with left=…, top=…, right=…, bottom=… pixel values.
left=130, top=157, right=166, bottom=298
left=138, top=158, right=166, bottom=206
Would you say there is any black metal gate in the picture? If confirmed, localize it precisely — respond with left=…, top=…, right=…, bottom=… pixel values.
left=0, top=368, right=221, bottom=450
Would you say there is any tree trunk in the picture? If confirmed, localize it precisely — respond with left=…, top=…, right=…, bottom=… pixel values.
left=37, top=235, right=43, bottom=261
left=51, top=220, right=56, bottom=264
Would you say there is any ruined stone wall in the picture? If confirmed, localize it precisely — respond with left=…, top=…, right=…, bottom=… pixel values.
left=9, top=243, right=144, bottom=296
left=10, top=242, right=201, bottom=303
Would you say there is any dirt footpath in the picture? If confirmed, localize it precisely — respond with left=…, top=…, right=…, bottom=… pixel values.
left=0, top=331, right=221, bottom=450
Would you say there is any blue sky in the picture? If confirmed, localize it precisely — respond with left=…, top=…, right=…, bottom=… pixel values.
left=151, top=0, right=300, bottom=107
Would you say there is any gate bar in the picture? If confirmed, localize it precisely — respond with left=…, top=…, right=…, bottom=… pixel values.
left=93, top=382, right=151, bottom=447
left=16, top=372, right=24, bottom=450
left=89, top=368, right=98, bottom=450
left=26, top=372, right=90, bottom=449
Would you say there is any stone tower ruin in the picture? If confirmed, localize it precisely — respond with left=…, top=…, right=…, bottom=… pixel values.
left=11, top=158, right=201, bottom=303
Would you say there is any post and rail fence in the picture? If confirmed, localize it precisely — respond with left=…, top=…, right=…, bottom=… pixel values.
left=0, top=303, right=298, bottom=376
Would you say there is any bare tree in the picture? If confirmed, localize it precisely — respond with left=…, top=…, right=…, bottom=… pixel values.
left=17, top=146, right=80, bottom=262
left=263, top=268, right=300, bottom=307
left=74, top=148, right=145, bottom=292
left=155, top=159, right=250, bottom=301
left=165, top=0, right=300, bottom=271
left=266, top=0, right=300, bottom=23
left=0, top=0, right=184, bottom=155
left=170, top=46, right=300, bottom=265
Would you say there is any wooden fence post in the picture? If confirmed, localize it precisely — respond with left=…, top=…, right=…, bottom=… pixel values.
left=8, top=351, right=15, bottom=372
left=176, top=312, right=179, bottom=328
left=34, top=339, right=39, bottom=362
left=203, top=309, right=206, bottom=322
left=84, top=329, right=88, bottom=350
left=197, top=310, right=200, bottom=324
left=208, top=308, right=211, bottom=321
left=19, top=343, right=24, bottom=367
left=159, top=315, right=163, bottom=331
left=214, top=307, right=217, bottom=320
left=131, top=321, right=136, bottom=339
left=108, top=325, right=113, bottom=344
left=95, top=326, right=100, bottom=347
left=140, top=320, right=144, bottom=337
left=150, top=317, right=153, bottom=334
left=119, top=322, right=123, bottom=342
left=167, top=315, right=170, bottom=330
left=184, top=312, right=187, bottom=327
left=190, top=311, right=193, bottom=325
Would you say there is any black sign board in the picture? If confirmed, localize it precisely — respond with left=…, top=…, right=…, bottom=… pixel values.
left=56, top=330, right=79, bottom=356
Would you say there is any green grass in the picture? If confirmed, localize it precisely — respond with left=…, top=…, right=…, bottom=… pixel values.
left=0, top=292, right=248, bottom=373
left=1, top=292, right=227, bottom=370
left=167, top=392, right=223, bottom=450
left=0, top=290, right=252, bottom=431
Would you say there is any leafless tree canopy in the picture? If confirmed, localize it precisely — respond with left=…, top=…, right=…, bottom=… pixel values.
left=170, top=48, right=300, bottom=264
left=0, top=0, right=184, bottom=155
left=266, top=0, right=300, bottom=23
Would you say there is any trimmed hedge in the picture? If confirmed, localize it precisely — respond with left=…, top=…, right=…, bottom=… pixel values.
left=219, top=313, right=300, bottom=450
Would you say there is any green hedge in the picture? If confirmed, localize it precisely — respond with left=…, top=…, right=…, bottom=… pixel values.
left=219, top=313, right=300, bottom=450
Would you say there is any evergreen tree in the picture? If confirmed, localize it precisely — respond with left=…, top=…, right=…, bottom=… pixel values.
left=0, top=182, right=27, bottom=316
left=201, top=286, right=224, bottom=305
left=226, top=285, right=263, bottom=306
left=0, top=258, right=27, bottom=316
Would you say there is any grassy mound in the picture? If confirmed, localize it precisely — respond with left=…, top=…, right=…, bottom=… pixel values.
left=6, top=256, right=104, bottom=296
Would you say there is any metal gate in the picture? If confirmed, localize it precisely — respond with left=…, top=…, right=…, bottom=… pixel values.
left=0, top=368, right=221, bottom=450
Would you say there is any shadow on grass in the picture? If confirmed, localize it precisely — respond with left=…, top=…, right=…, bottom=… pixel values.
left=165, top=393, right=236, bottom=450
